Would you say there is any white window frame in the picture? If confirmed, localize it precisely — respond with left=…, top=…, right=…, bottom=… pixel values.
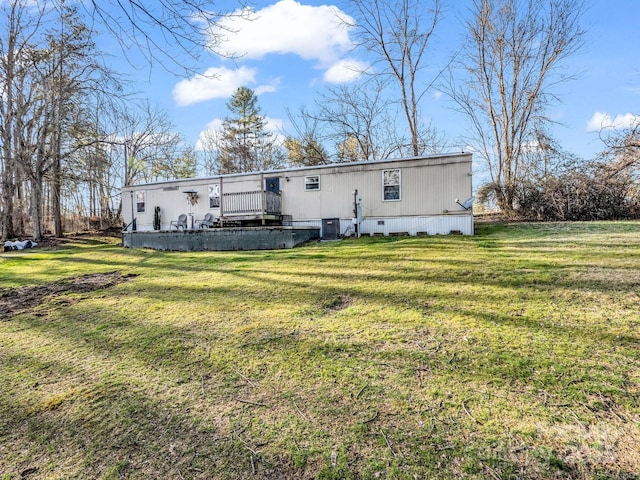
left=304, top=175, right=320, bottom=191
left=135, top=190, right=146, bottom=213
left=382, top=169, right=401, bottom=201
left=208, top=184, right=220, bottom=208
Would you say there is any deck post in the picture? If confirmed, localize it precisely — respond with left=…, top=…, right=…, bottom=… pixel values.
left=261, top=173, right=266, bottom=226
left=219, top=176, right=224, bottom=227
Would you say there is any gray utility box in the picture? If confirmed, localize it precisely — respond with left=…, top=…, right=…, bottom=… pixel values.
left=321, top=218, right=340, bottom=240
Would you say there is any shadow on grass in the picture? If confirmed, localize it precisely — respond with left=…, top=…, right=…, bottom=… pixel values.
left=5, top=295, right=638, bottom=479
left=2, top=223, right=640, bottom=478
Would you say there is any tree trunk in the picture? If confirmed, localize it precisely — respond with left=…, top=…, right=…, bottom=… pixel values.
left=52, top=154, right=63, bottom=237
left=1, top=167, right=16, bottom=241
left=29, top=177, right=44, bottom=241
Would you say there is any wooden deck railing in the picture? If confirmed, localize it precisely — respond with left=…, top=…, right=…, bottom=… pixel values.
left=222, top=190, right=281, bottom=216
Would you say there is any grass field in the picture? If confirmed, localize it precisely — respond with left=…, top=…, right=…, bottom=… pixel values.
left=1, top=222, right=639, bottom=479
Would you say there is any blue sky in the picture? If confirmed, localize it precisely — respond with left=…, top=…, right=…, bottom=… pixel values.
left=104, top=0, right=639, bottom=165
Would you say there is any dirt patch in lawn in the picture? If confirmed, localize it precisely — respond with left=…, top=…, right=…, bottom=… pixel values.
left=321, top=294, right=354, bottom=312
left=0, top=271, right=138, bottom=321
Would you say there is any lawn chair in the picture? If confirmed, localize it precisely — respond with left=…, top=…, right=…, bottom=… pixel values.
left=197, top=212, right=217, bottom=229
left=170, top=214, right=188, bottom=230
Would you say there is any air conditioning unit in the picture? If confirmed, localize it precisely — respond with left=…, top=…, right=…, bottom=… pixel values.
left=321, top=218, right=340, bottom=240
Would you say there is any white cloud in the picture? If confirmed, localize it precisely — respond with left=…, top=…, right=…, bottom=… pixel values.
left=323, top=59, right=369, bottom=83
left=211, top=0, right=354, bottom=66
left=204, top=118, right=224, bottom=132
left=264, top=116, right=284, bottom=134
left=173, top=66, right=258, bottom=106
left=587, top=111, right=640, bottom=132
left=195, top=119, right=223, bottom=151
left=255, top=78, right=281, bottom=96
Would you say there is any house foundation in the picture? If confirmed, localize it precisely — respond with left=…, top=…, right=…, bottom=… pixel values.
left=121, top=226, right=320, bottom=251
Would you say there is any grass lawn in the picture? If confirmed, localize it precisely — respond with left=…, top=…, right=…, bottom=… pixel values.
left=1, top=222, right=639, bottom=479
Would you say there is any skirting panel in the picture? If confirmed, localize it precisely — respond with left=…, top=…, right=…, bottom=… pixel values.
left=292, top=215, right=473, bottom=237
left=122, top=227, right=320, bottom=251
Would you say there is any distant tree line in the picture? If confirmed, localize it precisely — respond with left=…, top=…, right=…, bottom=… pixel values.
left=2, top=0, right=639, bottom=241
left=476, top=122, right=640, bottom=220
left=0, top=1, right=198, bottom=241
left=514, top=166, right=639, bottom=221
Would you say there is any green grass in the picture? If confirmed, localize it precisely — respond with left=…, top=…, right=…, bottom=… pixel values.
left=1, top=222, right=639, bottom=479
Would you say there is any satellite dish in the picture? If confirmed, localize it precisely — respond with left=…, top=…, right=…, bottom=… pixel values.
left=456, top=196, right=475, bottom=211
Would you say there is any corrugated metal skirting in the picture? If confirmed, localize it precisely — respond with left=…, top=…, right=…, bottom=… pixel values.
left=293, top=215, right=473, bottom=237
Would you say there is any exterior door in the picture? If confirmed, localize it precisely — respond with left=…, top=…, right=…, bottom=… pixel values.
left=265, top=177, right=280, bottom=193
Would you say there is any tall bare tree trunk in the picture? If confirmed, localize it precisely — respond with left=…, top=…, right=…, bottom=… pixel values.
left=448, top=0, right=585, bottom=214
left=52, top=154, right=63, bottom=237
left=0, top=2, right=18, bottom=241
left=346, top=0, right=443, bottom=157
left=1, top=166, right=17, bottom=241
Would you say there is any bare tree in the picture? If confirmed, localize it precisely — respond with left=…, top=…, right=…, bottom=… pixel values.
left=84, top=1, right=246, bottom=74
left=306, top=81, right=402, bottom=162
left=66, top=94, right=129, bottom=225
left=109, top=101, right=183, bottom=186
left=153, top=145, right=198, bottom=181
left=197, top=128, right=222, bottom=176
left=448, top=0, right=585, bottom=214
left=344, top=0, right=444, bottom=156
left=283, top=111, right=330, bottom=167
left=46, top=2, right=113, bottom=237
left=283, top=135, right=330, bottom=167
left=599, top=121, right=640, bottom=179
left=0, top=0, right=51, bottom=240
left=292, top=79, right=447, bottom=163
left=1, top=0, right=216, bottom=240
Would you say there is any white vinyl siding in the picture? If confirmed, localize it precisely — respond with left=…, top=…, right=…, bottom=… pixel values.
left=121, top=153, right=473, bottom=233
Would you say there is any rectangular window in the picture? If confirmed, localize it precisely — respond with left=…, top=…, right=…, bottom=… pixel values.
left=135, top=190, right=146, bottom=213
left=383, top=169, right=401, bottom=201
left=305, top=175, right=320, bottom=191
left=208, top=184, right=220, bottom=208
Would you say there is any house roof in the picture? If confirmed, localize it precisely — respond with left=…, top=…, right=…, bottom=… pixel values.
left=122, top=152, right=472, bottom=190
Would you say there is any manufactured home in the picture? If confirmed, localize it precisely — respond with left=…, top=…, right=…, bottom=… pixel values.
left=121, top=153, right=473, bottom=250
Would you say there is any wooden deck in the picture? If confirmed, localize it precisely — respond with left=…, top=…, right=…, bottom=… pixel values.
left=219, top=190, right=282, bottom=225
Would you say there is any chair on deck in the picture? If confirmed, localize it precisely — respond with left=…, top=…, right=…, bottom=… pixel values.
left=197, top=212, right=217, bottom=228
left=170, top=214, right=188, bottom=230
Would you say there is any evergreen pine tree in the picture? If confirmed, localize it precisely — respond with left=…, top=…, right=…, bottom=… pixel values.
left=217, top=87, right=283, bottom=174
